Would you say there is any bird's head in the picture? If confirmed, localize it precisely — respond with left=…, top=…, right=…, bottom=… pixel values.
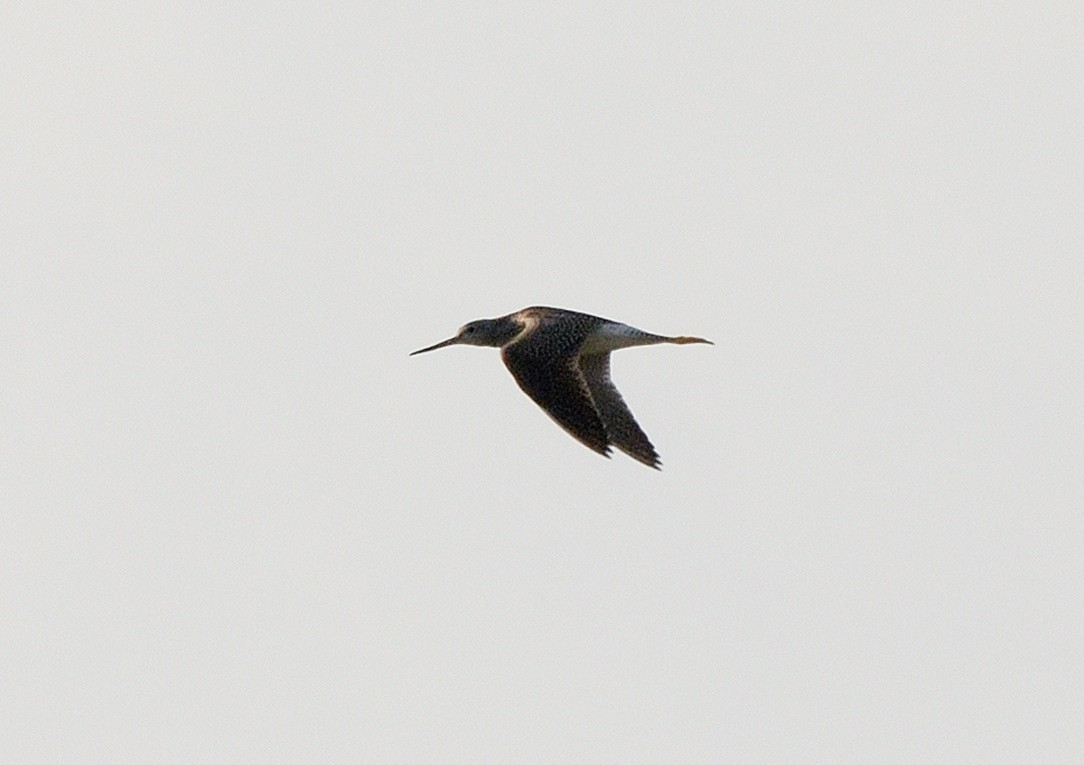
left=410, top=316, right=521, bottom=355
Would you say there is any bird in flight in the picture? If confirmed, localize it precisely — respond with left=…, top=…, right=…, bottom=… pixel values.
left=410, top=306, right=711, bottom=469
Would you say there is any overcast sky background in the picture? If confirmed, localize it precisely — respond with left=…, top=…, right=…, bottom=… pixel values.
left=3, top=2, right=1082, bottom=762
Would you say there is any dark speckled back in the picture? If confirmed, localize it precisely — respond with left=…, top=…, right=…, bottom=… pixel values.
left=506, top=307, right=608, bottom=359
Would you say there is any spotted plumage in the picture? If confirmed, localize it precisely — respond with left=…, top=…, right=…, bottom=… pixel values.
left=410, top=306, right=712, bottom=469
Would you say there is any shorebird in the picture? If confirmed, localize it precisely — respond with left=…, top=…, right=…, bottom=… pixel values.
left=410, top=306, right=711, bottom=469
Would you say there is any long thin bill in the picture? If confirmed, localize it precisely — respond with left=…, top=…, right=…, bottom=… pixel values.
left=409, top=336, right=460, bottom=356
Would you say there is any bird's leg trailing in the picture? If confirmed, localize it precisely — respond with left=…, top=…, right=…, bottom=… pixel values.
left=667, top=335, right=713, bottom=345
left=580, top=322, right=713, bottom=354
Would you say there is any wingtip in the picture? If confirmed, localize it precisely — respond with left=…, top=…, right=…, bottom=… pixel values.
left=624, top=450, right=662, bottom=469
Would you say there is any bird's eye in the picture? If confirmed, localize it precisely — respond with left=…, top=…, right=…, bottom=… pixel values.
left=465, top=326, right=475, bottom=334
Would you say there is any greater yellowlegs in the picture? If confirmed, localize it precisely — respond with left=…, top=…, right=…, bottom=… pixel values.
left=410, top=306, right=711, bottom=469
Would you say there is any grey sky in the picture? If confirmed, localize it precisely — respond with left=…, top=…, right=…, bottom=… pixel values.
left=4, top=2, right=1082, bottom=761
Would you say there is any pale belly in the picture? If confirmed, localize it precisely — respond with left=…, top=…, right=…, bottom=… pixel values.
left=578, top=322, right=663, bottom=355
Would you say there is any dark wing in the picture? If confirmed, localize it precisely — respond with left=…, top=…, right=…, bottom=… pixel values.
left=501, top=344, right=611, bottom=459
left=579, top=353, right=661, bottom=469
